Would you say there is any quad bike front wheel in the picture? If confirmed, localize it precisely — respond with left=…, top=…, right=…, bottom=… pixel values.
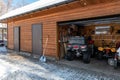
left=83, top=51, right=91, bottom=63
left=114, top=59, right=118, bottom=69
left=65, top=51, right=75, bottom=61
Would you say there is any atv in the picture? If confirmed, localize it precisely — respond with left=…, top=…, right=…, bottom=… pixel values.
left=96, top=40, right=116, bottom=60
left=65, top=36, right=93, bottom=63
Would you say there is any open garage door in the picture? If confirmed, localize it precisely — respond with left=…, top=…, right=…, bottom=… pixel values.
left=32, top=24, right=42, bottom=56
left=14, top=27, right=20, bottom=52
left=57, top=15, right=120, bottom=64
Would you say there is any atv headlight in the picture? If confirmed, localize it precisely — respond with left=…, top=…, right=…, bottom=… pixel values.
left=98, top=47, right=104, bottom=51
left=111, top=48, right=116, bottom=52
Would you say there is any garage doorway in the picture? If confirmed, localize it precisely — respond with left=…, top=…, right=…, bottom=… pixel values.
left=14, top=27, right=20, bottom=52
left=57, top=16, right=120, bottom=60
left=32, top=23, right=42, bottom=56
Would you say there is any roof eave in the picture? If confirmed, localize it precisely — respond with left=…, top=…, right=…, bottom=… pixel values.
left=0, top=0, right=75, bottom=22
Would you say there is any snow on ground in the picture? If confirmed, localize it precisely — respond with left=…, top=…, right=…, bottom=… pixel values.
left=0, top=46, right=120, bottom=80
left=0, top=46, right=7, bottom=53
left=0, top=59, right=18, bottom=79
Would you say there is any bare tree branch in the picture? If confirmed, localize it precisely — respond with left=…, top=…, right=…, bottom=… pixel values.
left=0, top=0, right=38, bottom=15
left=0, top=0, right=6, bottom=15
left=4, top=0, right=13, bottom=12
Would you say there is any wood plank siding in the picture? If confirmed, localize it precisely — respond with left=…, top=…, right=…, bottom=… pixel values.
left=7, top=0, right=120, bottom=59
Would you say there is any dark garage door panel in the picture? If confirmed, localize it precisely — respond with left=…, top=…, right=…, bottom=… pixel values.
left=32, top=24, right=42, bottom=55
left=14, top=27, right=20, bottom=51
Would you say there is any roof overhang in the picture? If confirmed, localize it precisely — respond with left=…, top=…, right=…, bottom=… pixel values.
left=0, top=0, right=74, bottom=22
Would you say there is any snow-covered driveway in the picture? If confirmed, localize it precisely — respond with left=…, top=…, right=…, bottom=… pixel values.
left=0, top=47, right=119, bottom=80
left=0, top=59, right=18, bottom=79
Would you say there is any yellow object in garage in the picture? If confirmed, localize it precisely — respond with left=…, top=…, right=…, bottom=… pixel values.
left=111, top=48, right=116, bottom=52
left=98, top=47, right=104, bottom=51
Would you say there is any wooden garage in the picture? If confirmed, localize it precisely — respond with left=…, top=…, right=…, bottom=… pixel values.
left=1, top=0, right=120, bottom=60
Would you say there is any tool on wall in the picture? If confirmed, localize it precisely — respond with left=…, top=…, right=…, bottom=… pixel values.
left=40, top=35, right=49, bottom=62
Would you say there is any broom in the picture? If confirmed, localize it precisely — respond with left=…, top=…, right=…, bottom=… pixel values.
left=40, top=35, right=49, bottom=62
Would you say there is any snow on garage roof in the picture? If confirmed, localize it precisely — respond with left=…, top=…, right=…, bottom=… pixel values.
left=0, top=0, right=72, bottom=20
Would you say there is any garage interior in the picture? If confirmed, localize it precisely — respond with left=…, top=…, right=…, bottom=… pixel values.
left=57, top=15, right=120, bottom=69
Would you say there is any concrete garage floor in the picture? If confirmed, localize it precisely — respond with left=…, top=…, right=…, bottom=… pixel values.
left=59, top=58, right=120, bottom=77
left=0, top=46, right=120, bottom=80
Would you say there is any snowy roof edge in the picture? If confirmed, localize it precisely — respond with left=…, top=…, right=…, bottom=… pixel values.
left=0, top=0, right=74, bottom=21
